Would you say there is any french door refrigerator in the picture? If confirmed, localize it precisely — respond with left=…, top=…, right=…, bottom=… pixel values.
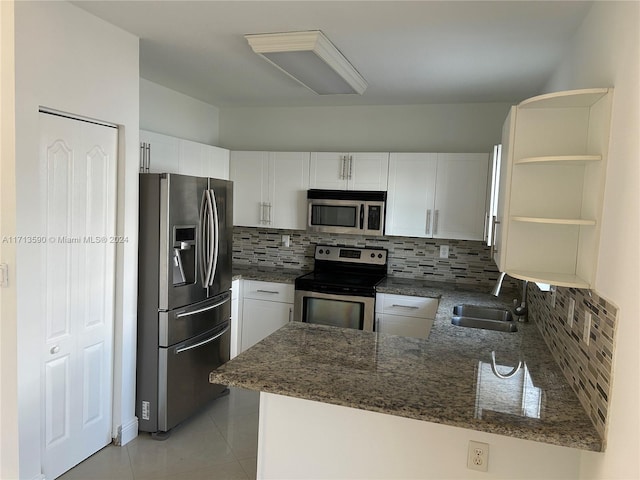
left=137, top=173, right=233, bottom=434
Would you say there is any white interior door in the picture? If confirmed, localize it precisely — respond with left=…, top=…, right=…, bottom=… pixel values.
left=39, top=112, right=117, bottom=480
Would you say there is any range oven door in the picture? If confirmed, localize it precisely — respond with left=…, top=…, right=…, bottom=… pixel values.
left=294, top=290, right=375, bottom=332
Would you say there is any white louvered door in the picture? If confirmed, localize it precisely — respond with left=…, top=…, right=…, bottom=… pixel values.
left=39, top=112, right=117, bottom=479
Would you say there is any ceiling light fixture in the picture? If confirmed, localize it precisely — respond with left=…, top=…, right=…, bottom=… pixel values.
left=245, top=30, right=367, bottom=95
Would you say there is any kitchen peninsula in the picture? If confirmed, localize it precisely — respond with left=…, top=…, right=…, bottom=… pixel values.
left=210, top=279, right=601, bottom=479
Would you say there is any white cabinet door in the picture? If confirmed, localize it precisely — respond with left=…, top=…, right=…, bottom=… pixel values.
left=349, top=152, right=389, bottom=191
left=205, top=145, right=230, bottom=180
left=309, top=152, right=347, bottom=189
left=230, top=151, right=270, bottom=227
left=140, top=130, right=230, bottom=179
left=140, top=130, right=180, bottom=173
left=179, top=138, right=205, bottom=177
left=309, top=152, right=389, bottom=191
left=241, top=299, right=292, bottom=351
left=386, top=153, right=437, bottom=237
left=375, top=293, right=438, bottom=339
left=434, top=153, right=489, bottom=240
left=376, top=313, right=434, bottom=339
left=386, top=152, right=489, bottom=240
left=231, top=151, right=310, bottom=229
left=494, top=108, right=516, bottom=271
left=270, top=152, right=310, bottom=230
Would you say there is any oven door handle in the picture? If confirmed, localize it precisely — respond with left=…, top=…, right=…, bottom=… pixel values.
left=360, top=204, right=365, bottom=230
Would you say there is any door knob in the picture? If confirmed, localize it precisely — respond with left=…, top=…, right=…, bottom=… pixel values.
left=50, top=345, right=60, bottom=354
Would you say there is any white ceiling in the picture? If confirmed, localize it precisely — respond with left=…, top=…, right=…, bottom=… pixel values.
left=72, top=1, right=593, bottom=107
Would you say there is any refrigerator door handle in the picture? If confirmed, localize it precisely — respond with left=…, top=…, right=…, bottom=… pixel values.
left=175, top=324, right=230, bottom=354
left=209, top=188, right=220, bottom=286
left=175, top=296, right=230, bottom=318
left=204, top=190, right=215, bottom=285
left=198, top=189, right=209, bottom=287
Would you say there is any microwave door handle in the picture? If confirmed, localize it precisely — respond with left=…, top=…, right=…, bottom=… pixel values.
left=209, top=188, right=220, bottom=286
left=360, top=204, right=365, bottom=230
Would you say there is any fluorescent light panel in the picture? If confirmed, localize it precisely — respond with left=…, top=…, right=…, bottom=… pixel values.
left=245, top=30, right=367, bottom=95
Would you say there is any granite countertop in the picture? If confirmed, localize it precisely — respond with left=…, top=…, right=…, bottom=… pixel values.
left=232, top=264, right=308, bottom=284
left=217, top=271, right=602, bottom=452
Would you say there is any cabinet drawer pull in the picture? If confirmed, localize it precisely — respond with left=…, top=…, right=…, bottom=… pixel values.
left=391, top=304, right=420, bottom=309
left=256, top=289, right=279, bottom=294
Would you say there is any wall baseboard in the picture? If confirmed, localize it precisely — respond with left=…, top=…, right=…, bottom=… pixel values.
left=113, top=417, right=138, bottom=446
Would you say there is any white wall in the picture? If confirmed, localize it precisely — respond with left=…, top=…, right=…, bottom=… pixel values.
left=140, top=78, right=220, bottom=145
left=0, top=2, right=19, bottom=478
left=219, top=103, right=511, bottom=152
left=543, top=2, right=639, bottom=478
left=13, top=2, right=139, bottom=478
left=259, top=393, right=582, bottom=479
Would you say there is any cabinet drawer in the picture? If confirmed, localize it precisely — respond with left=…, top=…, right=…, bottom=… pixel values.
left=376, top=313, right=434, bottom=339
left=379, top=294, right=439, bottom=319
left=243, top=280, right=295, bottom=303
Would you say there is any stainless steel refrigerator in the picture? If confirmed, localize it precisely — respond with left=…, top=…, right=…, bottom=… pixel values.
left=137, top=173, right=233, bottom=434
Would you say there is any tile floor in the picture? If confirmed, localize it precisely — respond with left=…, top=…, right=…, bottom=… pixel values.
left=59, top=388, right=259, bottom=480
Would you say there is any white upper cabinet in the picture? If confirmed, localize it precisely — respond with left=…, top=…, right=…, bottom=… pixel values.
left=496, top=88, right=613, bottom=288
left=140, top=130, right=230, bottom=179
left=230, top=151, right=310, bottom=230
left=309, top=152, right=389, bottom=191
left=386, top=153, right=437, bottom=237
left=386, top=152, right=489, bottom=240
left=140, top=130, right=179, bottom=173
left=434, top=153, right=489, bottom=240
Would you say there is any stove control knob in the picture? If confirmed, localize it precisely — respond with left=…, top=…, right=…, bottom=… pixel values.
left=325, top=249, right=330, bottom=255
left=370, top=253, right=375, bottom=258
left=319, top=249, right=324, bottom=254
left=378, top=253, right=383, bottom=259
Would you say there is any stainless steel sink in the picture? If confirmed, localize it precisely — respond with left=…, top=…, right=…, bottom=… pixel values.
left=451, top=304, right=517, bottom=332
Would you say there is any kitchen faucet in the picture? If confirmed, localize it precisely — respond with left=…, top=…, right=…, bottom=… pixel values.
left=491, top=273, right=528, bottom=322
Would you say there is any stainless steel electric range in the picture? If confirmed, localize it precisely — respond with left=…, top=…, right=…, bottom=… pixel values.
left=293, top=245, right=388, bottom=332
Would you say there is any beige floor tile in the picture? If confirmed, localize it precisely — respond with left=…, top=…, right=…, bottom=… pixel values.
left=57, top=444, right=133, bottom=480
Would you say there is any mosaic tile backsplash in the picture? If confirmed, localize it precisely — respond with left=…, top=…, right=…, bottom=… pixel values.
left=528, top=284, right=618, bottom=442
left=232, top=226, right=519, bottom=290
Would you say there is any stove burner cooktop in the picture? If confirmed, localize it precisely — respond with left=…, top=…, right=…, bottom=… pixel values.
left=295, top=245, right=388, bottom=295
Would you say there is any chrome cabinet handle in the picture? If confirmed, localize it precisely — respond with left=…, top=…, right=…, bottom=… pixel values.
left=491, top=216, right=500, bottom=257
left=256, top=289, right=279, bottom=294
left=289, top=307, right=293, bottom=322
left=426, top=210, right=432, bottom=235
left=348, top=155, right=353, bottom=179
left=266, top=203, right=272, bottom=224
left=433, top=210, right=439, bottom=235
left=391, top=304, right=419, bottom=309
left=50, top=346, right=60, bottom=355
left=341, top=156, right=347, bottom=179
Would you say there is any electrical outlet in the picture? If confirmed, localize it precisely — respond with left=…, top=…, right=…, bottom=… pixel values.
left=467, top=440, right=489, bottom=472
left=583, top=312, right=592, bottom=345
left=567, top=298, right=575, bottom=327
left=281, top=234, right=290, bottom=247
left=439, top=245, right=449, bottom=258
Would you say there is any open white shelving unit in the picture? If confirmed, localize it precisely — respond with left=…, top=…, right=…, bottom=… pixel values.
left=498, top=88, right=613, bottom=289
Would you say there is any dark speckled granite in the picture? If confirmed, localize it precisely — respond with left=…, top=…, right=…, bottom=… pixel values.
left=220, top=270, right=602, bottom=452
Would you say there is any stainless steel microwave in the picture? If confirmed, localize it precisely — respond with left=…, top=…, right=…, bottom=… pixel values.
left=307, top=189, right=386, bottom=236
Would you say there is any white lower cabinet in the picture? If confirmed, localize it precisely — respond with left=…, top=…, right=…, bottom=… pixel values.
left=240, top=280, right=294, bottom=352
left=375, top=293, right=439, bottom=339
left=230, top=279, right=242, bottom=359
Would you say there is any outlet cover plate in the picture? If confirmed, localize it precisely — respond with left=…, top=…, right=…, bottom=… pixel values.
left=467, top=440, right=489, bottom=472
